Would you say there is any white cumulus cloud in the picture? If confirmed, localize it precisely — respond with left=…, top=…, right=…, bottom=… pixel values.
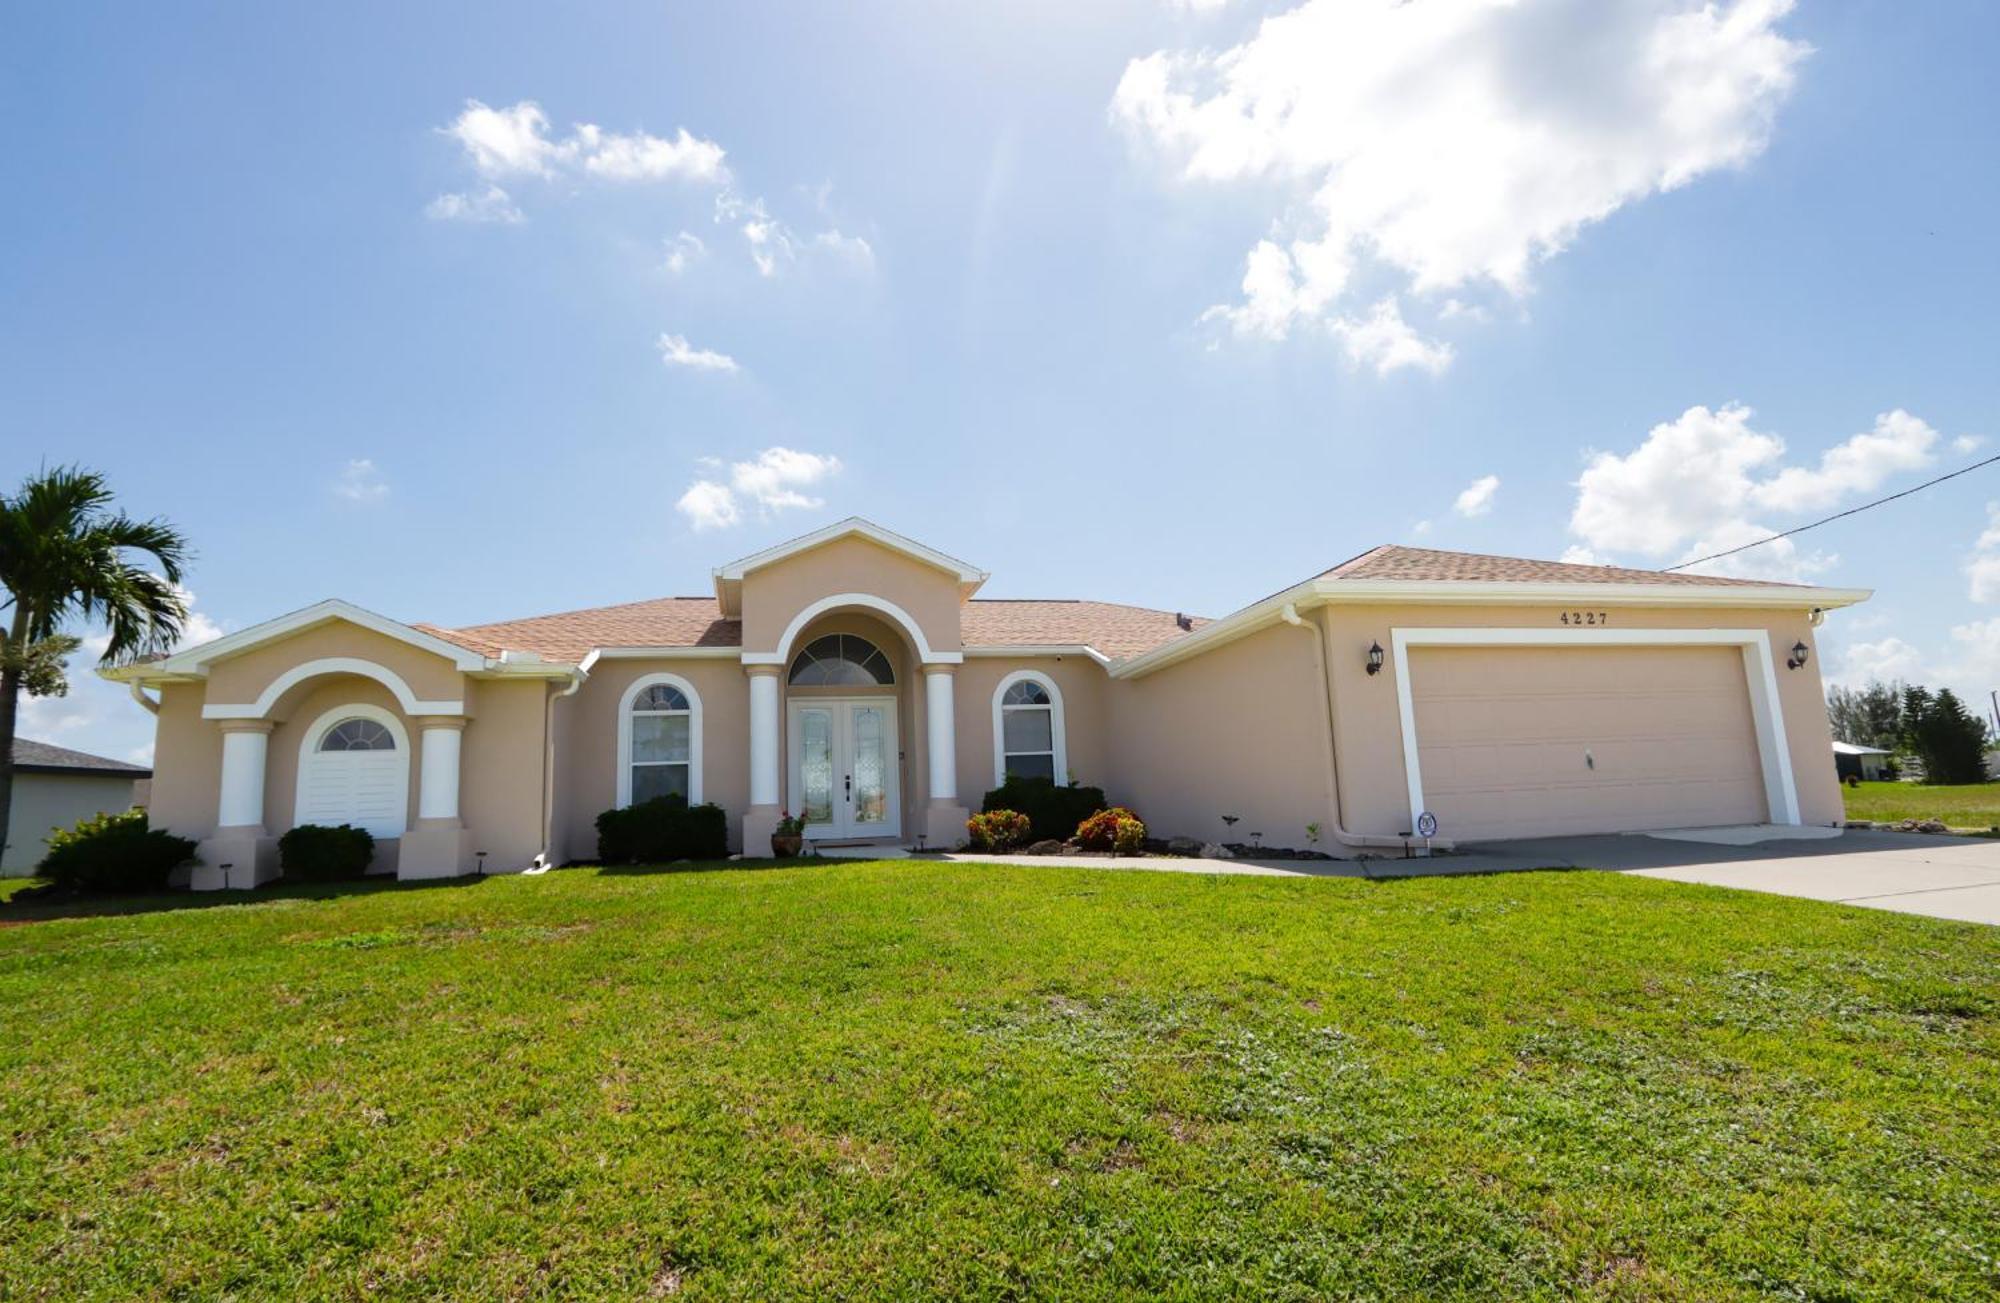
left=425, top=185, right=524, bottom=224
left=1967, top=503, right=2000, bottom=603
left=663, top=231, right=706, bottom=275
left=674, top=447, right=844, bottom=531
left=657, top=333, right=740, bottom=373
left=1568, top=405, right=1940, bottom=581
left=715, top=193, right=875, bottom=278
left=1328, top=297, right=1452, bottom=376
left=1453, top=473, right=1501, bottom=519
left=1112, top=0, right=1806, bottom=363
left=332, top=459, right=389, bottom=504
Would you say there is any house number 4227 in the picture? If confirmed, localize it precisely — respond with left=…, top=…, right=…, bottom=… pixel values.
left=1560, top=611, right=1609, bottom=626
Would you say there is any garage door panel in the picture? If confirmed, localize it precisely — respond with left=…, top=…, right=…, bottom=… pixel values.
left=1411, top=645, right=1767, bottom=840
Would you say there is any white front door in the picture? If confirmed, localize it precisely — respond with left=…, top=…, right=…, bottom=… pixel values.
left=788, top=698, right=900, bottom=840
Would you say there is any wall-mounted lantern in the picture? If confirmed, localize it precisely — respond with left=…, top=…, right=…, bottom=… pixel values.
left=1366, top=641, right=1385, bottom=676
left=1787, top=641, right=1809, bottom=670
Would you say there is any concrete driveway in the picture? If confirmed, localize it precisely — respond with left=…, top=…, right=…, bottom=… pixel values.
left=1443, top=828, right=2000, bottom=924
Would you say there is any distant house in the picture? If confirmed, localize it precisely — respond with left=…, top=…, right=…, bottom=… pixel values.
left=1831, top=740, right=1894, bottom=783
left=3, top=739, right=152, bottom=875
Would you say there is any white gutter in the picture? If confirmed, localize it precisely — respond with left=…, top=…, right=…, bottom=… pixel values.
left=962, top=644, right=1113, bottom=666
left=1279, top=602, right=1447, bottom=854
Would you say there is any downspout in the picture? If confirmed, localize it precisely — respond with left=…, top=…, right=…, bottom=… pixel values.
left=530, top=666, right=587, bottom=873
left=1280, top=602, right=1448, bottom=853
left=128, top=682, right=161, bottom=714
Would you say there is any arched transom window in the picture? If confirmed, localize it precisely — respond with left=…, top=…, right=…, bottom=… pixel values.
left=623, top=679, right=698, bottom=805
left=319, top=718, right=396, bottom=752
left=994, top=672, right=1067, bottom=784
left=788, top=634, right=894, bottom=686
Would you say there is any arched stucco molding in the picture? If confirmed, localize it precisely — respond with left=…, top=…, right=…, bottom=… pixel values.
left=991, top=668, right=1069, bottom=788
left=742, top=592, right=963, bottom=668
left=201, top=656, right=466, bottom=721
left=615, top=671, right=705, bottom=807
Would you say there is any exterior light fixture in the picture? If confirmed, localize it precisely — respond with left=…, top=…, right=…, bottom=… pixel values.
left=1366, top=641, right=1385, bottom=676
left=1787, top=641, right=1809, bottom=670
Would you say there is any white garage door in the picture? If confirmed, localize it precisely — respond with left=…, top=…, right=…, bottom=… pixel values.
left=297, top=711, right=409, bottom=839
left=1409, top=645, right=1768, bottom=841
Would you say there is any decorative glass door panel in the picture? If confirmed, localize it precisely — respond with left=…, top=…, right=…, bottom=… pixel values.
left=788, top=698, right=900, bottom=839
left=850, top=706, right=888, bottom=827
left=799, top=708, right=835, bottom=828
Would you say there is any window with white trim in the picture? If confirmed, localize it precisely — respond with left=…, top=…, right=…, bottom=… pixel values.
left=999, top=677, right=1059, bottom=782
left=628, top=682, right=693, bottom=804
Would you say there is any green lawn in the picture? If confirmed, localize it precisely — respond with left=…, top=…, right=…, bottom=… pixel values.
left=2, top=864, right=1996, bottom=1300
left=1844, top=779, right=2000, bottom=829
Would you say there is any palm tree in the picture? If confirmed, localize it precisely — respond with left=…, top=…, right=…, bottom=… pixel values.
left=0, top=467, right=190, bottom=866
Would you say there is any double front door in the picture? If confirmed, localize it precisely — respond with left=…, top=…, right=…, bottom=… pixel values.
left=788, top=698, right=900, bottom=840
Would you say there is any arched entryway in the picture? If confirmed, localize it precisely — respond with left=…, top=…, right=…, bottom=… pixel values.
left=780, top=617, right=909, bottom=841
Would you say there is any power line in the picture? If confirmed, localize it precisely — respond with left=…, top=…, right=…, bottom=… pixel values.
left=1663, top=451, right=2000, bottom=573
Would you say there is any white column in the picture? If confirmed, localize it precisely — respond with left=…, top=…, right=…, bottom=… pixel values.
left=748, top=668, right=781, bottom=806
left=418, top=719, right=465, bottom=821
left=925, top=666, right=958, bottom=802
left=216, top=722, right=271, bottom=829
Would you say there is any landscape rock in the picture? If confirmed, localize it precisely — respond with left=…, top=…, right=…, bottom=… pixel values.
left=1023, top=839, right=1067, bottom=856
left=1166, top=836, right=1203, bottom=857
left=1199, top=842, right=1235, bottom=860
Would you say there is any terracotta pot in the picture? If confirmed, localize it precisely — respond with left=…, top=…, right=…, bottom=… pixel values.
left=771, top=834, right=804, bottom=858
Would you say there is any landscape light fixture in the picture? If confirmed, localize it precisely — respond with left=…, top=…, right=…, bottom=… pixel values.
left=1366, top=641, right=1385, bottom=676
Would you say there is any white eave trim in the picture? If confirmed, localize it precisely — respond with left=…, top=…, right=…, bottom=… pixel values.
left=963, top=644, right=1113, bottom=667
left=712, top=517, right=989, bottom=585
left=586, top=646, right=743, bottom=660
left=1110, top=578, right=1872, bottom=680
left=136, top=598, right=489, bottom=676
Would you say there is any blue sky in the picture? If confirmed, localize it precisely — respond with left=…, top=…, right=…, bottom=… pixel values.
left=5, top=0, right=1998, bottom=763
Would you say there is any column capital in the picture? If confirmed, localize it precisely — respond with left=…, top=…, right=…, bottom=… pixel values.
left=412, top=715, right=468, bottom=732
left=921, top=662, right=958, bottom=678
left=216, top=718, right=274, bottom=736
left=745, top=662, right=784, bottom=679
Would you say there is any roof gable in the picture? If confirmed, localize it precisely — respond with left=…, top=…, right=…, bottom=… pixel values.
left=712, top=518, right=987, bottom=615
left=131, top=598, right=488, bottom=677
left=1319, top=544, right=1814, bottom=588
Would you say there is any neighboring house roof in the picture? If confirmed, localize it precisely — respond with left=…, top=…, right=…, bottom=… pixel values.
left=12, top=738, right=151, bottom=778
left=421, top=597, right=1204, bottom=663
left=1319, top=544, right=1816, bottom=588
left=1831, top=741, right=1895, bottom=756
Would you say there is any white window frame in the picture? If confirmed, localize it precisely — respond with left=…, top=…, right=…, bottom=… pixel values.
left=295, top=702, right=411, bottom=839
left=616, top=672, right=704, bottom=807
left=991, top=669, right=1067, bottom=787
left=1389, top=626, right=1802, bottom=834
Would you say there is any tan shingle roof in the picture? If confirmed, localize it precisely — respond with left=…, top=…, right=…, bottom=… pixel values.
left=962, top=600, right=1206, bottom=659
left=419, top=597, right=1202, bottom=662
left=1318, top=544, right=1812, bottom=588
left=416, top=545, right=1808, bottom=665
left=416, top=597, right=739, bottom=663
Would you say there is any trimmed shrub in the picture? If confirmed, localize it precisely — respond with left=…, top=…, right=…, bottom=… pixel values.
left=596, top=795, right=730, bottom=864
left=279, top=824, right=376, bottom=882
left=981, top=777, right=1105, bottom=844
left=966, top=810, right=1032, bottom=852
left=1111, top=816, right=1146, bottom=856
left=38, top=809, right=197, bottom=894
left=1075, top=806, right=1141, bottom=852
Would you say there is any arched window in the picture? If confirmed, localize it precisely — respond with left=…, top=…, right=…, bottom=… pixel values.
left=993, top=671, right=1067, bottom=785
left=620, top=677, right=701, bottom=806
left=296, top=705, right=409, bottom=840
left=788, top=634, right=894, bottom=686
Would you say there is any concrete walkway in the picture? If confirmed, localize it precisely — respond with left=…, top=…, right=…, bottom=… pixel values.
left=901, top=827, right=2000, bottom=924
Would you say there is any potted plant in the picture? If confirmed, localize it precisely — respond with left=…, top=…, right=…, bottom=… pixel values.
left=772, top=811, right=806, bottom=858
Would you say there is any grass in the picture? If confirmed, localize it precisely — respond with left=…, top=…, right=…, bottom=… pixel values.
left=1843, top=779, right=2000, bottom=829
left=2, top=862, right=1996, bottom=1300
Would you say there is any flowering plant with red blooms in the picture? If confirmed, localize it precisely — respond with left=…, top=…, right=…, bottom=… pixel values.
left=775, top=811, right=806, bottom=837
left=1075, top=806, right=1141, bottom=851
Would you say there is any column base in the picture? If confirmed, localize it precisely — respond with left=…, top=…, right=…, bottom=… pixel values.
left=193, top=828, right=279, bottom=891
left=924, top=802, right=970, bottom=852
left=398, top=821, right=475, bottom=880
left=742, top=805, right=781, bottom=859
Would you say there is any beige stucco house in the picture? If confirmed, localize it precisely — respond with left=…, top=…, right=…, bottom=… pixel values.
left=104, top=518, right=1867, bottom=888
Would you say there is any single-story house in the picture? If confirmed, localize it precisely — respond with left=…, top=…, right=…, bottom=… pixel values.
left=104, top=518, right=1867, bottom=889
left=3, top=738, right=152, bottom=875
left=1831, top=740, right=1895, bottom=783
